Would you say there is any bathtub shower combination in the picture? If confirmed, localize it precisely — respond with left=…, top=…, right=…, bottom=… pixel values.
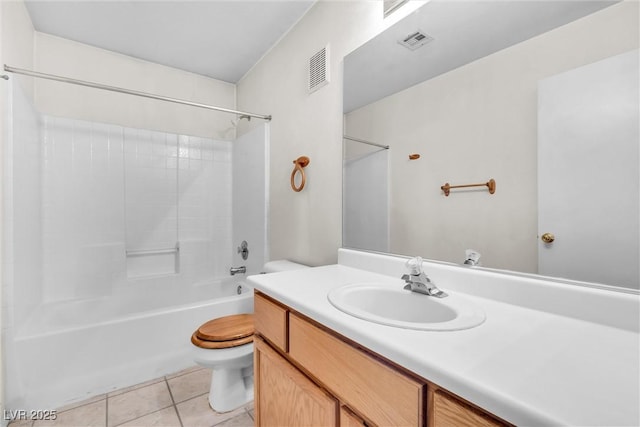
left=2, top=75, right=269, bottom=411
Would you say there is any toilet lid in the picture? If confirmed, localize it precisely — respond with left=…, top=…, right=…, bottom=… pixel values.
left=195, top=314, right=254, bottom=342
left=191, top=332, right=253, bottom=349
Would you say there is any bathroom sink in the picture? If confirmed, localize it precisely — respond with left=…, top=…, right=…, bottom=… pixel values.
left=327, top=282, right=485, bottom=331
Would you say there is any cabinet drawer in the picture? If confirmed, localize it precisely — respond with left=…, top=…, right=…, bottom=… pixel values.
left=254, top=292, right=287, bottom=352
left=432, top=390, right=504, bottom=427
left=289, top=313, right=424, bottom=426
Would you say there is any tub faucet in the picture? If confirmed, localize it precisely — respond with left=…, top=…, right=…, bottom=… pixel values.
left=401, top=257, right=447, bottom=298
left=230, top=266, right=246, bottom=276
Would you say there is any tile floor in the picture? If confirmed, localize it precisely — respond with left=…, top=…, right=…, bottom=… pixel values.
left=8, top=366, right=254, bottom=427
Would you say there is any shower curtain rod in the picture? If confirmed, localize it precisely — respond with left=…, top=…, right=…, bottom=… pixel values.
left=3, top=65, right=272, bottom=121
left=343, top=135, right=389, bottom=149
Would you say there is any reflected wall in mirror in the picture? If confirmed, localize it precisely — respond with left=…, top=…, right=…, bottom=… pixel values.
left=343, top=0, right=639, bottom=290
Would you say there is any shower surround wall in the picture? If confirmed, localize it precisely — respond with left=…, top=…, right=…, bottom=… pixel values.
left=3, top=78, right=42, bottom=334
left=40, top=110, right=232, bottom=304
left=3, top=79, right=269, bottom=410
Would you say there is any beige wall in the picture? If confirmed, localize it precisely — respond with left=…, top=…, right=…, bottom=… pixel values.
left=1, top=0, right=36, bottom=418
left=34, top=33, right=236, bottom=140
left=236, top=0, right=425, bottom=266
left=345, top=1, right=639, bottom=272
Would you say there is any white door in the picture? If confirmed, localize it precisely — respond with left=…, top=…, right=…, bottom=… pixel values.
left=538, top=50, right=639, bottom=289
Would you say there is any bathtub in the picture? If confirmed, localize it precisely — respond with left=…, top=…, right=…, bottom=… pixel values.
left=6, top=277, right=253, bottom=412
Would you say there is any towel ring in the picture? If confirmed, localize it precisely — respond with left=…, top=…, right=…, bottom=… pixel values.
left=291, top=156, right=310, bottom=192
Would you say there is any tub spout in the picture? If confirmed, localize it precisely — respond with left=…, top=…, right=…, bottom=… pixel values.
left=230, top=266, right=246, bottom=276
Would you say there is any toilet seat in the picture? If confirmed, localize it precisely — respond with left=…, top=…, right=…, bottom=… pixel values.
left=191, top=314, right=254, bottom=349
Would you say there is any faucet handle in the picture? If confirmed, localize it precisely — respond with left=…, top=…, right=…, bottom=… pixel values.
left=405, top=256, right=424, bottom=275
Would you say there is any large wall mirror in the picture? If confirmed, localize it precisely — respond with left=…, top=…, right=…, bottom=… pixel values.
left=343, top=0, right=639, bottom=290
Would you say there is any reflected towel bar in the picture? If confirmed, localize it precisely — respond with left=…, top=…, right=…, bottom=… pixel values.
left=441, top=179, right=496, bottom=196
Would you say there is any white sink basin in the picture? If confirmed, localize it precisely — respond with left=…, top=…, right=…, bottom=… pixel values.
left=327, top=282, right=485, bottom=331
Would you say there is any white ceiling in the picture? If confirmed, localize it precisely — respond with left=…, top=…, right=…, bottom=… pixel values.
left=24, top=0, right=315, bottom=83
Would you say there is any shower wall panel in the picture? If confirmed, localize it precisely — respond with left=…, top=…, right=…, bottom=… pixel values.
left=41, top=117, right=126, bottom=302
left=3, top=79, right=43, bottom=328
left=232, top=124, right=269, bottom=273
left=39, top=115, right=233, bottom=304
left=179, top=135, right=232, bottom=283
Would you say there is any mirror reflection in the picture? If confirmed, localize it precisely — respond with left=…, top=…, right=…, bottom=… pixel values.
left=343, top=0, right=639, bottom=290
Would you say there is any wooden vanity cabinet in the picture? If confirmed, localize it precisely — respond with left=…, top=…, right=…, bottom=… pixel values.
left=340, top=406, right=368, bottom=427
left=254, top=336, right=338, bottom=426
left=253, top=292, right=288, bottom=351
left=288, top=312, right=424, bottom=426
left=429, top=388, right=504, bottom=427
left=254, top=291, right=509, bottom=427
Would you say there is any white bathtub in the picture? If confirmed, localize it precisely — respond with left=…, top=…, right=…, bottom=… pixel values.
left=6, top=277, right=254, bottom=412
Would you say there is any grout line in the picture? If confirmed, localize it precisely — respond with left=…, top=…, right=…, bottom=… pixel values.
left=165, top=366, right=206, bottom=381
left=175, top=391, right=209, bottom=406
left=56, top=394, right=107, bottom=415
left=165, top=378, right=177, bottom=405
left=174, top=405, right=184, bottom=427
left=108, top=380, right=174, bottom=427
left=49, top=369, right=201, bottom=427
left=107, top=378, right=165, bottom=398
left=164, top=377, right=176, bottom=406
left=111, top=405, right=176, bottom=427
left=165, top=378, right=184, bottom=427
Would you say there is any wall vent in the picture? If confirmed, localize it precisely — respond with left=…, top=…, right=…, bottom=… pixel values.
left=398, top=31, right=433, bottom=51
left=309, top=45, right=330, bottom=93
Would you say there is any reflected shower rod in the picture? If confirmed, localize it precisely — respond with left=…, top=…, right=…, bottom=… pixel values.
left=343, top=135, right=389, bottom=149
left=2, top=65, right=272, bottom=121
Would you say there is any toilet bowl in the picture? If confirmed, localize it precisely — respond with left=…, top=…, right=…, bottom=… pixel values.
left=191, top=260, right=308, bottom=413
left=191, top=314, right=255, bottom=412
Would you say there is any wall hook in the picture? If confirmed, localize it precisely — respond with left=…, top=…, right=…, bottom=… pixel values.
left=291, top=156, right=310, bottom=192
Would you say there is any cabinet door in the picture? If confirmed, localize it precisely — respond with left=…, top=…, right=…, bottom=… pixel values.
left=340, top=406, right=367, bottom=427
left=255, top=337, right=338, bottom=426
left=431, top=389, right=505, bottom=427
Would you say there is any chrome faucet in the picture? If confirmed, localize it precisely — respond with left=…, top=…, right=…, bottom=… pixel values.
left=230, top=266, right=246, bottom=276
left=401, top=257, right=447, bottom=298
left=463, top=249, right=481, bottom=266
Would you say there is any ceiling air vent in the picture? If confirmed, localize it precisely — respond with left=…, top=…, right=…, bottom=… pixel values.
left=398, top=31, right=433, bottom=51
left=309, top=45, right=330, bottom=93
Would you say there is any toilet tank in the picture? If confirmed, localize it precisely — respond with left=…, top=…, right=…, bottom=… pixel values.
left=262, top=260, right=309, bottom=273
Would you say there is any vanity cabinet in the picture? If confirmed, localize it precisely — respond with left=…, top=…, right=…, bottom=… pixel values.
left=429, top=388, right=503, bottom=427
left=254, top=291, right=509, bottom=427
left=254, top=336, right=337, bottom=426
left=288, top=312, right=424, bottom=426
left=340, top=406, right=367, bottom=427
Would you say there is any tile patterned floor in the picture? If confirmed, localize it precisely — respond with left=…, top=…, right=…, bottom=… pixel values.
left=8, top=366, right=254, bottom=427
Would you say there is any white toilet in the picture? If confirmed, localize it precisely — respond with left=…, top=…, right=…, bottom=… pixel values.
left=191, top=260, right=308, bottom=412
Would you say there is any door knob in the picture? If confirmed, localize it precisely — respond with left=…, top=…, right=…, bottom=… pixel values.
left=541, top=232, right=555, bottom=243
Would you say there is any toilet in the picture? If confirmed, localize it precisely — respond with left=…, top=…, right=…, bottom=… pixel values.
left=191, top=260, right=308, bottom=412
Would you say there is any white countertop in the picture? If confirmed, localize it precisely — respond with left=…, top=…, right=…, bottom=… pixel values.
left=248, top=258, right=640, bottom=426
